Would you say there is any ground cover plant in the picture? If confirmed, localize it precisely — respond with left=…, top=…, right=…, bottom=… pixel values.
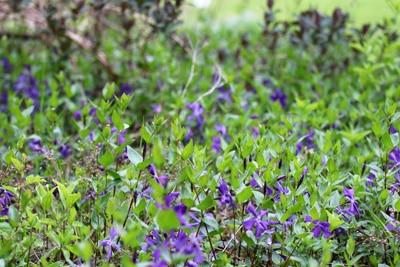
left=1, top=0, right=400, bottom=266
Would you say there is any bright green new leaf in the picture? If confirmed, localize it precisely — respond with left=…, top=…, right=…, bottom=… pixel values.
left=99, top=150, right=114, bottom=167
left=237, top=186, right=253, bottom=203
left=181, top=139, right=193, bottom=160
left=112, top=110, right=125, bottom=131
left=157, top=209, right=180, bottom=231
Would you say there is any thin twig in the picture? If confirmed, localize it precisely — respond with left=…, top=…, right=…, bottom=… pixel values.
left=195, top=64, right=224, bottom=103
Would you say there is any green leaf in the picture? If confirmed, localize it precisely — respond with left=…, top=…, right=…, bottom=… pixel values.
left=346, top=236, right=355, bottom=256
left=198, top=195, right=214, bottom=211
left=66, top=193, right=81, bottom=208
left=372, top=121, right=382, bottom=137
left=326, top=210, right=343, bottom=230
left=0, top=222, right=12, bottom=237
left=17, top=135, right=24, bottom=149
left=382, top=132, right=394, bottom=150
left=152, top=139, right=164, bottom=168
left=127, top=146, right=143, bottom=166
left=99, top=150, right=114, bottom=167
left=157, top=209, right=180, bottom=231
left=11, top=157, right=24, bottom=172
left=26, top=175, right=45, bottom=184
left=341, top=130, right=370, bottom=143
left=112, top=110, right=124, bottom=131
left=391, top=133, right=399, bottom=147
left=140, top=124, right=153, bottom=143
left=380, top=189, right=389, bottom=201
left=181, top=139, right=193, bottom=160
left=202, top=216, right=219, bottom=230
left=7, top=205, right=19, bottom=228
left=102, top=82, right=115, bottom=99
left=237, top=186, right=253, bottom=203
left=76, top=241, right=93, bottom=262
left=395, top=199, right=400, bottom=212
left=42, top=191, right=54, bottom=211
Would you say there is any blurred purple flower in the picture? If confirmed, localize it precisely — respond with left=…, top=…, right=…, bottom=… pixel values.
left=217, top=87, right=232, bottom=103
left=0, top=188, right=14, bottom=209
left=58, top=143, right=72, bottom=158
left=296, top=129, right=315, bottom=154
left=211, top=136, right=221, bottom=153
left=273, top=182, right=289, bottom=202
left=305, top=216, right=332, bottom=238
left=152, top=104, right=162, bottom=114
left=390, top=125, right=398, bottom=134
left=73, top=110, right=82, bottom=120
left=186, top=102, right=205, bottom=140
left=215, top=123, right=228, bottom=139
left=143, top=230, right=203, bottom=265
left=28, top=138, right=47, bottom=153
left=1, top=57, right=13, bottom=74
left=270, top=88, right=287, bottom=108
left=148, top=164, right=168, bottom=187
left=243, top=203, right=276, bottom=238
left=101, top=227, right=121, bottom=259
left=13, top=66, right=41, bottom=110
left=118, top=83, right=133, bottom=96
left=342, top=187, right=360, bottom=216
left=252, top=127, right=260, bottom=139
left=263, top=78, right=272, bottom=88
left=217, top=179, right=235, bottom=208
left=366, top=173, right=375, bottom=187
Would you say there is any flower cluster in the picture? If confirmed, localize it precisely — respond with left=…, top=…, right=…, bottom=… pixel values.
left=243, top=203, right=277, bottom=239
left=143, top=229, right=203, bottom=267
left=216, top=179, right=236, bottom=208
left=13, top=65, right=41, bottom=111
left=304, top=215, right=332, bottom=238
left=101, top=227, right=121, bottom=259
left=185, top=102, right=205, bottom=141
left=0, top=188, right=14, bottom=217
left=270, top=88, right=287, bottom=108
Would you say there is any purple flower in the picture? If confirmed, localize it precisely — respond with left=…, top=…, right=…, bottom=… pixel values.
left=1, top=57, right=13, bottom=74
left=342, top=187, right=360, bottom=216
left=270, top=88, right=287, bottom=108
left=215, top=123, right=228, bottom=139
left=263, top=78, right=272, bottom=88
left=73, top=110, right=82, bottom=120
left=28, top=138, right=47, bottom=153
left=0, top=188, right=14, bottom=212
left=118, top=83, right=133, bottom=96
left=390, top=125, right=398, bottom=134
left=13, top=66, right=40, bottom=110
left=273, top=182, right=290, bottom=202
left=101, top=227, right=121, bottom=259
left=249, top=175, right=261, bottom=190
left=152, top=104, right=162, bottom=114
left=305, top=216, right=332, bottom=238
left=89, top=108, right=100, bottom=125
left=217, top=179, right=235, bottom=208
left=143, top=230, right=203, bottom=265
left=58, top=143, right=72, bottom=158
left=296, top=129, right=315, bottom=154
left=148, top=164, right=168, bottom=187
left=252, top=127, right=260, bottom=139
left=81, top=189, right=105, bottom=204
left=186, top=102, right=206, bottom=141
left=211, top=136, right=221, bottom=154
left=243, top=203, right=276, bottom=238
left=217, top=86, right=233, bottom=103
left=366, top=173, right=375, bottom=187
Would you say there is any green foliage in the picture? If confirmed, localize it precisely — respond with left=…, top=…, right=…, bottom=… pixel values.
left=0, top=2, right=400, bottom=267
